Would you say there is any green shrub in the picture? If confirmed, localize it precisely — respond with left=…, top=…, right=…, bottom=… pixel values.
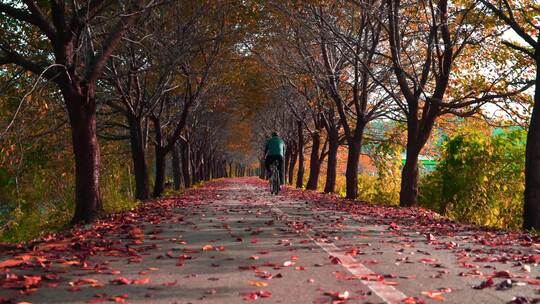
left=0, top=140, right=137, bottom=243
left=420, top=127, right=525, bottom=229
left=335, top=174, right=347, bottom=197
left=357, top=173, right=378, bottom=202
left=101, top=160, right=138, bottom=213
left=371, top=140, right=402, bottom=205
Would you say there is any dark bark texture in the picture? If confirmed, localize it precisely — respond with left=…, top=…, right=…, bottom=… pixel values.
left=296, top=121, right=305, bottom=188
left=306, top=132, right=321, bottom=190
left=69, top=94, right=102, bottom=223
left=128, top=116, right=149, bottom=200
left=324, top=136, right=339, bottom=193
left=524, top=60, right=540, bottom=230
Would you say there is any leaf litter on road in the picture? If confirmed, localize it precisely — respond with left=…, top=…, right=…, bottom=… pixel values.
left=3, top=178, right=540, bottom=303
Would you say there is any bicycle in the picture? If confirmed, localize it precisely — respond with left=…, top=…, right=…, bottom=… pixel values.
left=269, top=160, right=280, bottom=195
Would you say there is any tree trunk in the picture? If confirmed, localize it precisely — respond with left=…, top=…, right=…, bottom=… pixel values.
left=221, top=160, right=227, bottom=178
left=201, top=156, right=207, bottom=180
left=524, top=60, right=540, bottom=230
left=181, top=141, right=191, bottom=188
left=172, top=143, right=182, bottom=190
left=345, top=138, right=362, bottom=199
left=68, top=94, right=103, bottom=224
left=259, top=159, right=266, bottom=179
left=211, top=158, right=216, bottom=179
left=399, top=143, right=420, bottom=207
left=199, top=162, right=206, bottom=180
left=205, top=156, right=211, bottom=180
left=296, top=121, right=305, bottom=188
left=153, top=146, right=167, bottom=197
left=288, top=148, right=297, bottom=185
left=127, top=116, right=149, bottom=200
left=192, top=152, right=200, bottom=184
left=306, top=132, right=321, bottom=190
left=284, top=147, right=291, bottom=184
left=324, top=136, right=339, bottom=193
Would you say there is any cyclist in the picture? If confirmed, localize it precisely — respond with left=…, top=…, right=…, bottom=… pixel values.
left=264, top=131, right=285, bottom=185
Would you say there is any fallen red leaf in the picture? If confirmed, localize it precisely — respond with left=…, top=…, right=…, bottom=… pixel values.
left=389, top=222, right=400, bottom=230
left=493, top=270, right=512, bottom=278
left=132, top=277, right=150, bottom=285
left=240, top=290, right=272, bottom=300
left=324, top=290, right=350, bottom=300
left=473, top=278, right=494, bottom=289
left=110, top=294, right=128, bottom=303
left=161, top=280, right=177, bottom=286
left=128, top=226, right=144, bottom=240
left=330, top=256, right=342, bottom=264
left=0, top=255, right=33, bottom=269
left=421, top=291, right=445, bottom=301
left=110, top=277, right=130, bottom=285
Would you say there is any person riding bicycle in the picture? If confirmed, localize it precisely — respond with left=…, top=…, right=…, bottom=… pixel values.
left=264, top=131, right=285, bottom=185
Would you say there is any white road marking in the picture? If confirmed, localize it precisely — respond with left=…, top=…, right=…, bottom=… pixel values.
left=271, top=206, right=408, bottom=304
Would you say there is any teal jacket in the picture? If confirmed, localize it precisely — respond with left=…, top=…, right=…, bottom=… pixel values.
left=265, top=135, right=285, bottom=157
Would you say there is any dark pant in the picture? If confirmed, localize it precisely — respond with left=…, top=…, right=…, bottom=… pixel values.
left=265, top=155, right=284, bottom=184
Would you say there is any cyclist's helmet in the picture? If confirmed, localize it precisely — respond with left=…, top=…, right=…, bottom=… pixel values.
left=271, top=131, right=279, bottom=137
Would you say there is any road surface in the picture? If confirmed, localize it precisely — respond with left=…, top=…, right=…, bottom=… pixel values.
left=1, top=178, right=539, bottom=304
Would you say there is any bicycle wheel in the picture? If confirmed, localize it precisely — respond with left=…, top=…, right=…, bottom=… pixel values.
left=268, top=171, right=273, bottom=193
left=269, top=164, right=276, bottom=194
left=272, top=163, right=280, bottom=195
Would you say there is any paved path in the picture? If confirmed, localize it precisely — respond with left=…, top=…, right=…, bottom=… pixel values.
left=1, top=178, right=540, bottom=303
